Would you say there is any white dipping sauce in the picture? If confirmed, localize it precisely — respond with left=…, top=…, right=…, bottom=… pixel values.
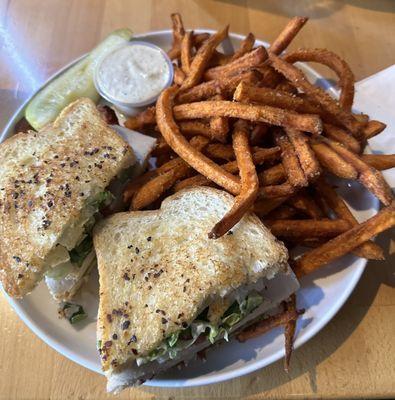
left=96, top=44, right=171, bottom=105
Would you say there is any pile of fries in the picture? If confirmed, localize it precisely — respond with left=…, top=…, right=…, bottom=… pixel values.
left=123, top=14, right=395, bottom=367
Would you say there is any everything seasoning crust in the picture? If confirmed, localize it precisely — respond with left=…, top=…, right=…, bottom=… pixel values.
left=94, top=187, right=288, bottom=371
left=0, top=98, right=135, bottom=297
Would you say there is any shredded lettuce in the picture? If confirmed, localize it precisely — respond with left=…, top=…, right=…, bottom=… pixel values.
left=166, top=331, right=180, bottom=348
left=60, top=302, right=87, bottom=324
left=136, top=291, right=263, bottom=366
left=240, top=292, right=263, bottom=314
left=69, top=236, right=93, bottom=267
left=90, top=191, right=114, bottom=209
left=221, top=313, right=241, bottom=327
left=64, top=192, right=111, bottom=266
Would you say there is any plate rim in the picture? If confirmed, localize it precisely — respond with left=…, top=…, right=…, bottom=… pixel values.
left=0, top=28, right=373, bottom=388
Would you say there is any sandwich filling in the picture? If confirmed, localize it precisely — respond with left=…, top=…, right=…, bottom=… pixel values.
left=135, top=289, right=263, bottom=366
left=44, top=191, right=113, bottom=300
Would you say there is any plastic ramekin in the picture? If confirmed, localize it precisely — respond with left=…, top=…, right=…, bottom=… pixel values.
left=94, top=40, right=174, bottom=117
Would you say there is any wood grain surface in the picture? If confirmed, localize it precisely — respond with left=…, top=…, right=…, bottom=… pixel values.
left=0, top=1, right=394, bottom=399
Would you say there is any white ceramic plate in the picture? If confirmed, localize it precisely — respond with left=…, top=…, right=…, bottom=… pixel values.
left=1, top=29, right=379, bottom=388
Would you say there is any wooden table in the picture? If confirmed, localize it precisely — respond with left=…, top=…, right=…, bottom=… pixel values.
left=0, top=1, right=394, bottom=398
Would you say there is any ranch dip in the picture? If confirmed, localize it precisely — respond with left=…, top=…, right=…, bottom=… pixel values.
left=95, top=42, right=172, bottom=107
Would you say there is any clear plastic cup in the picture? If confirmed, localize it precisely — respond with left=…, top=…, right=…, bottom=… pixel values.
left=94, top=41, right=174, bottom=117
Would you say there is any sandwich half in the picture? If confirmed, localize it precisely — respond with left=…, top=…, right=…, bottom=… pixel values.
left=0, top=98, right=135, bottom=300
left=94, top=187, right=299, bottom=392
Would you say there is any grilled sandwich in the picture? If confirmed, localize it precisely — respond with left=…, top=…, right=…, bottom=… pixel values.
left=94, top=187, right=299, bottom=392
left=0, top=98, right=135, bottom=300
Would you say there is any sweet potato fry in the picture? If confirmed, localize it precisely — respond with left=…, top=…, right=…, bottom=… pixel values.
left=284, top=294, right=297, bottom=372
left=256, top=65, right=284, bottom=88
left=181, top=26, right=229, bottom=90
left=237, top=308, right=304, bottom=342
left=132, top=136, right=209, bottom=210
left=156, top=153, right=173, bottom=167
left=276, top=81, right=298, bottom=94
left=269, top=53, right=362, bottom=136
left=259, top=182, right=296, bottom=198
left=258, top=164, right=286, bottom=186
left=204, top=46, right=268, bottom=81
left=285, top=128, right=321, bottom=181
left=209, top=50, right=232, bottom=67
left=288, top=191, right=324, bottom=219
left=251, top=147, right=282, bottom=164
left=264, top=218, right=351, bottom=239
left=361, top=154, right=395, bottom=170
left=175, top=147, right=281, bottom=191
left=209, top=117, right=229, bottom=140
left=169, top=32, right=210, bottom=60
left=205, top=143, right=279, bottom=163
left=230, top=32, right=255, bottom=61
left=156, top=86, right=241, bottom=194
left=167, top=47, right=181, bottom=61
left=173, top=65, right=186, bottom=85
left=234, top=81, right=328, bottom=120
left=151, top=136, right=209, bottom=172
left=151, top=137, right=172, bottom=157
left=209, top=147, right=281, bottom=172
left=269, top=16, right=308, bottom=55
left=312, top=187, right=332, bottom=217
left=275, top=131, right=308, bottom=187
left=363, top=120, right=387, bottom=140
left=209, top=121, right=259, bottom=238
left=315, top=179, right=384, bottom=260
left=287, top=238, right=327, bottom=249
left=177, top=69, right=262, bottom=103
left=205, top=144, right=235, bottom=161
left=323, top=123, right=361, bottom=153
left=174, top=101, right=323, bottom=134
left=293, top=202, right=395, bottom=277
left=177, top=120, right=225, bottom=143
left=171, top=13, right=185, bottom=43
left=193, top=32, right=211, bottom=47
left=324, top=138, right=393, bottom=205
left=123, top=170, right=157, bottom=203
left=209, top=94, right=229, bottom=143
left=125, top=106, right=156, bottom=130
left=311, top=141, right=358, bottom=179
left=167, top=13, right=185, bottom=60
left=167, top=19, right=209, bottom=60
left=266, top=205, right=299, bottom=220
left=131, top=170, right=176, bottom=210
left=181, top=31, right=193, bottom=74
left=234, top=82, right=304, bottom=110
left=354, top=113, right=369, bottom=124
left=250, top=123, right=270, bottom=146
left=173, top=174, right=214, bottom=191
left=284, top=48, right=355, bottom=111
left=253, top=197, right=290, bottom=217
left=155, top=156, right=187, bottom=174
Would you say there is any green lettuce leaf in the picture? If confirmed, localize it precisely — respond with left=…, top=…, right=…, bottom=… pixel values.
left=135, top=292, right=264, bottom=365
left=89, top=191, right=114, bottom=209
left=166, top=331, right=180, bottom=348
left=240, top=291, right=264, bottom=314
left=61, top=302, right=87, bottom=324
left=69, top=236, right=93, bottom=267
left=221, top=312, right=241, bottom=328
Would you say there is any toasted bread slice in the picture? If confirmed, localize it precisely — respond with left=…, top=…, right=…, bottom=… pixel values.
left=94, top=187, right=288, bottom=378
left=0, top=98, right=135, bottom=297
